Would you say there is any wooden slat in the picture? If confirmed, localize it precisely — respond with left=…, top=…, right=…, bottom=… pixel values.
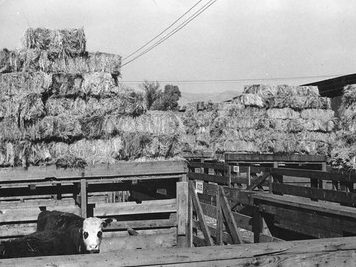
left=225, top=153, right=326, bottom=163
left=188, top=172, right=230, bottom=185
left=253, top=193, right=356, bottom=219
left=219, top=187, right=244, bottom=244
left=0, top=223, right=37, bottom=237
left=188, top=162, right=229, bottom=171
left=0, top=160, right=187, bottom=182
left=189, top=182, right=213, bottom=246
left=271, top=168, right=356, bottom=183
left=272, top=183, right=356, bottom=205
left=216, top=188, right=223, bottom=245
left=5, top=236, right=356, bottom=267
left=101, top=228, right=177, bottom=251
left=94, top=199, right=177, bottom=217
left=0, top=206, right=80, bottom=223
left=104, top=214, right=177, bottom=230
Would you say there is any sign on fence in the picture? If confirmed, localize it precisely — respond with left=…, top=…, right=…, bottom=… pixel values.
left=233, top=166, right=239, bottom=173
left=195, top=180, right=204, bottom=194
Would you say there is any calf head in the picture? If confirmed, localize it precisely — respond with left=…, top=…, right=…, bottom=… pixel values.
left=82, top=217, right=112, bottom=253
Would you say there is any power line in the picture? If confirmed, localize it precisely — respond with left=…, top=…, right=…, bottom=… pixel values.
left=121, top=0, right=217, bottom=68
left=119, top=73, right=347, bottom=84
left=123, top=0, right=205, bottom=61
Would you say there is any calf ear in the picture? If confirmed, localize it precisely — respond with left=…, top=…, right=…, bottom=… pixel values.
left=101, top=218, right=113, bottom=228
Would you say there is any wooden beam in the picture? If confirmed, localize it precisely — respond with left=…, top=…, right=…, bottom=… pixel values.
left=80, top=179, right=87, bottom=218
left=5, top=236, right=356, bottom=267
left=0, top=160, right=188, bottom=183
left=177, top=181, right=189, bottom=248
left=272, top=183, right=356, bottom=205
left=252, top=193, right=356, bottom=219
left=225, top=153, right=326, bottom=163
left=94, top=199, right=177, bottom=217
left=219, top=187, right=244, bottom=244
left=189, top=181, right=213, bottom=246
left=188, top=172, right=230, bottom=185
left=270, top=168, right=356, bottom=183
left=216, top=187, right=223, bottom=245
left=188, top=162, right=229, bottom=172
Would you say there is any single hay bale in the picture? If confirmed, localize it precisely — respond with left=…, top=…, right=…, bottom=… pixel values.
left=82, top=73, right=117, bottom=96
left=45, top=97, right=87, bottom=116
left=18, top=93, right=45, bottom=124
left=243, top=84, right=319, bottom=97
left=28, top=115, right=82, bottom=142
left=341, top=84, right=356, bottom=107
left=265, top=96, right=331, bottom=110
left=300, top=109, right=335, bottom=121
left=221, top=140, right=259, bottom=152
left=239, top=93, right=265, bottom=107
left=0, top=117, right=23, bottom=141
left=267, top=108, right=300, bottom=119
left=225, top=118, right=261, bottom=130
left=50, top=73, right=85, bottom=97
left=23, top=28, right=86, bottom=57
left=55, top=155, right=87, bottom=169
left=79, top=113, right=107, bottom=139
left=0, top=72, right=51, bottom=97
left=0, top=48, right=13, bottom=73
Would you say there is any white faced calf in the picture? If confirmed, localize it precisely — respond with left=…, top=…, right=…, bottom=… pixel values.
left=37, top=210, right=111, bottom=253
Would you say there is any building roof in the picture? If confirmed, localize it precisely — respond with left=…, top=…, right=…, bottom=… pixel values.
left=303, top=73, right=356, bottom=97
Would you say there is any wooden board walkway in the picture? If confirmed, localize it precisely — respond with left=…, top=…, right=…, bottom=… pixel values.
left=2, top=236, right=356, bottom=266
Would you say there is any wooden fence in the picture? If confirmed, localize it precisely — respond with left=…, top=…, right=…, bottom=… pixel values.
left=0, top=160, right=190, bottom=250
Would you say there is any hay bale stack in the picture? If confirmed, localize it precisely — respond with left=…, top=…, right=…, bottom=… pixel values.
left=330, top=85, right=356, bottom=170
left=0, top=28, right=184, bottom=167
left=181, top=85, right=337, bottom=156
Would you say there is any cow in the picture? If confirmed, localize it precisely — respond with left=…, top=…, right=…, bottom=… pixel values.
left=37, top=210, right=112, bottom=253
left=0, top=230, right=85, bottom=258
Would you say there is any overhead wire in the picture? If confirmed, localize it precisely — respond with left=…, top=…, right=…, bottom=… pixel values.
left=121, top=0, right=217, bottom=68
left=123, top=0, right=205, bottom=61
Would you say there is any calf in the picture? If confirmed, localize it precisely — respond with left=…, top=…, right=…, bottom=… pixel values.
left=37, top=210, right=112, bottom=253
left=0, top=230, right=83, bottom=258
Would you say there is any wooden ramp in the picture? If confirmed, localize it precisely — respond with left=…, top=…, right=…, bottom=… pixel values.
left=2, top=236, right=356, bottom=266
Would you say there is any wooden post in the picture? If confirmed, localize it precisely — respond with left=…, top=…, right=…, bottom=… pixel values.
left=252, top=207, right=262, bottom=243
left=80, top=179, right=87, bottom=218
left=247, top=166, right=251, bottom=187
left=227, top=165, right=232, bottom=188
left=216, top=187, right=223, bottom=245
left=188, top=189, right=193, bottom=247
left=177, top=181, right=189, bottom=248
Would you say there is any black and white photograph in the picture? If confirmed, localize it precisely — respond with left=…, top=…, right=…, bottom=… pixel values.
left=0, top=0, right=356, bottom=266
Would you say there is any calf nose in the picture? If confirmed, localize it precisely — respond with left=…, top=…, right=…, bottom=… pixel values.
left=88, top=244, right=99, bottom=251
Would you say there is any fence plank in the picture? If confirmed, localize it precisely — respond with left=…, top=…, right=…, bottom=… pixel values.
left=272, top=183, right=356, bottom=205
left=219, top=187, right=243, bottom=244
left=189, top=182, right=213, bottom=246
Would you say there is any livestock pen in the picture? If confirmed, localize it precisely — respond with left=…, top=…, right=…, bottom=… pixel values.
left=0, top=160, right=189, bottom=250
left=2, top=155, right=356, bottom=266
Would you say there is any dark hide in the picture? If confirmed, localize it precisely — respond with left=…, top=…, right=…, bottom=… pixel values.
left=0, top=229, right=84, bottom=259
left=37, top=210, right=84, bottom=232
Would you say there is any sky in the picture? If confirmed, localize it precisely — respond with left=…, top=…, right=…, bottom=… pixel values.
left=0, top=0, right=356, bottom=95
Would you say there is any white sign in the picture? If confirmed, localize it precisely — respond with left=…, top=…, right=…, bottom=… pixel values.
left=195, top=180, right=204, bottom=194
left=233, top=165, right=239, bottom=173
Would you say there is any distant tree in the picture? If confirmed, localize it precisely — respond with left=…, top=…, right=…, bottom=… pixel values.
left=141, top=81, right=161, bottom=110
left=151, top=84, right=181, bottom=111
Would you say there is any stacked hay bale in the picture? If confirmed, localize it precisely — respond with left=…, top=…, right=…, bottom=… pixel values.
left=0, top=28, right=184, bottom=167
left=181, top=85, right=337, bottom=156
left=330, top=85, right=356, bottom=170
